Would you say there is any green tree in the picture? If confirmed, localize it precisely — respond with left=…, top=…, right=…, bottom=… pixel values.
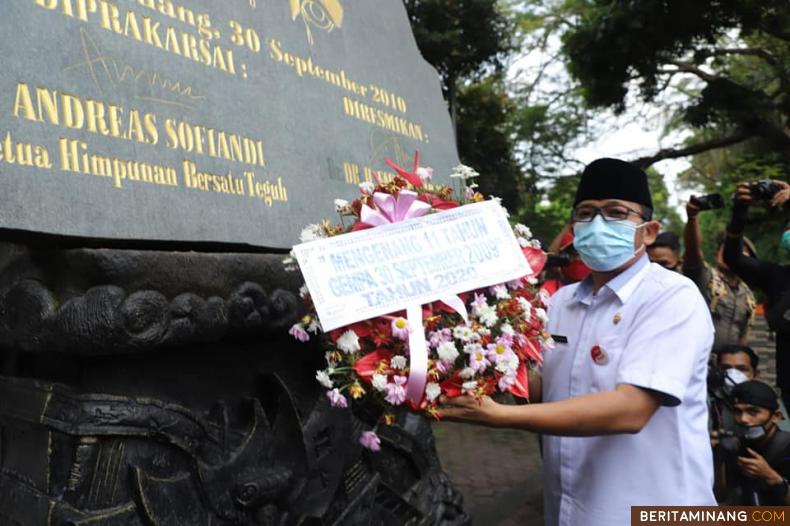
left=560, top=0, right=790, bottom=167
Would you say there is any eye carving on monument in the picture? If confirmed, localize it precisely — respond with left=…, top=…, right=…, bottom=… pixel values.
left=290, top=0, right=344, bottom=46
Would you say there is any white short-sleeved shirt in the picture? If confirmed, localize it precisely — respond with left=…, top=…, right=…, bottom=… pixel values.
left=542, top=255, right=716, bottom=526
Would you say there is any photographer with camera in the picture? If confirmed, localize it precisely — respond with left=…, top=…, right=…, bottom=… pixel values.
left=684, top=193, right=756, bottom=349
left=716, top=380, right=790, bottom=505
left=541, top=224, right=591, bottom=296
left=724, top=179, right=790, bottom=411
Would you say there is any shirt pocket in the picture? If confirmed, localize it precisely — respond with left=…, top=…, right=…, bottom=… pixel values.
left=588, top=333, right=626, bottom=392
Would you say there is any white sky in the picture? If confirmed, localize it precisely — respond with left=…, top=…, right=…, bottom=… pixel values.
left=509, top=39, right=704, bottom=214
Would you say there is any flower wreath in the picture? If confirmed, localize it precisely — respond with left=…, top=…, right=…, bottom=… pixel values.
left=287, top=152, right=551, bottom=451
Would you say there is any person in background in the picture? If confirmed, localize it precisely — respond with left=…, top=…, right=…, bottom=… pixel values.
left=716, top=345, right=760, bottom=380
left=717, top=380, right=790, bottom=505
left=647, top=231, right=682, bottom=271
left=724, top=181, right=790, bottom=412
left=541, top=226, right=591, bottom=296
left=709, top=344, right=759, bottom=501
left=440, top=158, right=716, bottom=526
left=683, top=196, right=756, bottom=348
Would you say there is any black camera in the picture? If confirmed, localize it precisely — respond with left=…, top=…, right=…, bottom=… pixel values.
left=691, top=193, right=725, bottom=211
left=748, top=180, right=783, bottom=201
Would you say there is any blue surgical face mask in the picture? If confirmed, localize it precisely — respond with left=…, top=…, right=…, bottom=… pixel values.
left=573, top=215, right=644, bottom=272
left=782, top=230, right=790, bottom=251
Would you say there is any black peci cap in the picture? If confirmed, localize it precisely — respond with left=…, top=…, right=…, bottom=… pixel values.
left=574, top=158, right=653, bottom=210
left=731, top=380, right=779, bottom=411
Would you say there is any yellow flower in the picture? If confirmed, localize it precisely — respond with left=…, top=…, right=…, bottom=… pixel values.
left=383, top=413, right=396, bottom=426
left=349, top=382, right=365, bottom=399
left=301, top=315, right=312, bottom=325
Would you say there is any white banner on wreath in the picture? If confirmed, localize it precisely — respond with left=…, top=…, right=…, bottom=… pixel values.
left=292, top=200, right=532, bottom=332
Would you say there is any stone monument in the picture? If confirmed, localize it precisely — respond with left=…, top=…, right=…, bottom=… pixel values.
left=0, top=1, right=469, bottom=524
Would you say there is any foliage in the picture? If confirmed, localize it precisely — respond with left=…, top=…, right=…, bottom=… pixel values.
left=403, top=0, right=515, bottom=92
left=561, top=0, right=790, bottom=166
left=678, top=149, right=790, bottom=266
left=455, top=76, right=527, bottom=212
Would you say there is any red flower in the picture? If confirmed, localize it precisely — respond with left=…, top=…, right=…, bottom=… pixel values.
left=508, top=363, right=530, bottom=400
left=522, top=246, right=547, bottom=277
left=440, top=372, right=463, bottom=398
left=352, top=349, right=393, bottom=381
left=419, top=193, right=460, bottom=210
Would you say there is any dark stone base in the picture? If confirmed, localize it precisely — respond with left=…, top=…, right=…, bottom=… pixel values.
left=0, top=245, right=469, bottom=525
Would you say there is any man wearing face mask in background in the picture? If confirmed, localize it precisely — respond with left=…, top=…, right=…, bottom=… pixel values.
left=647, top=231, right=682, bottom=271
left=717, top=380, right=790, bottom=505
left=439, top=158, right=716, bottom=526
left=542, top=228, right=592, bottom=296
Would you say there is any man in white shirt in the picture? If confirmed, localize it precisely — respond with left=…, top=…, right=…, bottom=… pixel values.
left=439, top=158, right=716, bottom=525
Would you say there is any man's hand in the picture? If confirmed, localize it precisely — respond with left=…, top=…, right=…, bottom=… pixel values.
left=437, top=394, right=503, bottom=427
left=734, top=183, right=753, bottom=204
left=686, top=197, right=702, bottom=220
left=710, top=429, right=720, bottom=448
left=737, top=448, right=784, bottom=485
left=770, top=180, right=790, bottom=208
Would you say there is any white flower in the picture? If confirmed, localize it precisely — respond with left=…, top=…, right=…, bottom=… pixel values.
left=492, top=285, right=510, bottom=300
left=462, top=380, right=478, bottom=393
left=436, top=341, right=459, bottom=363
left=527, top=276, right=538, bottom=285
left=535, top=308, right=549, bottom=324
left=463, top=343, right=484, bottom=355
left=316, top=370, right=333, bottom=389
left=372, top=373, right=388, bottom=392
left=300, top=224, right=325, bottom=243
left=425, top=382, right=442, bottom=402
left=336, top=330, right=361, bottom=354
left=500, top=323, right=514, bottom=336
left=514, top=224, right=532, bottom=239
left=517, top=236, right=531, bottom=248
left=359, top=181, right=375, bottom=194
left=453, top=325, right=475, bottom=342
left=390, top=355, right=407, bottom=370
left=517, top=297, right=532, bottom=321
left=416, top=166, right=433, bottom=183
left=476, top=304, right=498, bottom=327
left=334, top=198, right=351, bottom=214
left=450, top=164, right=479, bottom=180
left=495, top=354, right=519, bottom=374
left=283, top=251, right=298, bottom=271
left=460, top=367, right=476, bottom=379
left=307, top=318, right=322, bottom=334
left=299, top=284, right=309, bottom=298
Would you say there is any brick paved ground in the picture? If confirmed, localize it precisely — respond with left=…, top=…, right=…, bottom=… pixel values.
left=433, top=421, right=544, bottom=525
left=432, top=314, right=781, bottom=524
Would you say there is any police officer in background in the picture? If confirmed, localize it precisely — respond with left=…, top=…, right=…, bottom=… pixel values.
left=683, top=195, right=756, bottom=349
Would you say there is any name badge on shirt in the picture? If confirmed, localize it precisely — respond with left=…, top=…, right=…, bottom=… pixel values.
left=590, top=344, right=609, bottom=365
left=551, top=334, right=568, bottom=344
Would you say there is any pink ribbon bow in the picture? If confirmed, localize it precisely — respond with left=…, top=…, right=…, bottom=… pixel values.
left=360, top=190, right=431, bottom=227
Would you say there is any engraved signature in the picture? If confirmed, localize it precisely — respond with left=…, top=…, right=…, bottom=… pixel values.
left=63, top=28, right=207, bottom=110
